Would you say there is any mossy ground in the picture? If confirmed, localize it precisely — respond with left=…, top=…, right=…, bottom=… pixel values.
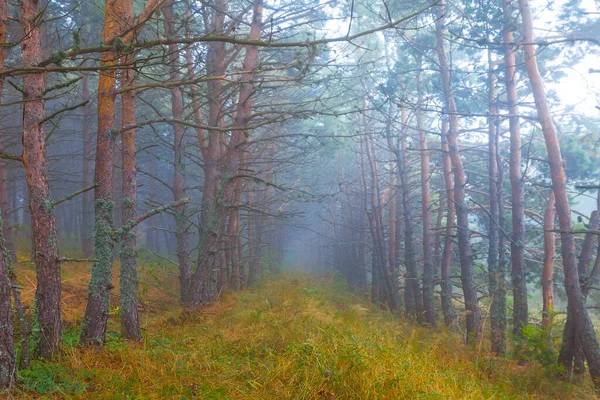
left=7, top=260, right=597, bottom=399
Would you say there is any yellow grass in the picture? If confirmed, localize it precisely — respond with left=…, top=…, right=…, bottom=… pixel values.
left=8, top=262, right=597, bottom=399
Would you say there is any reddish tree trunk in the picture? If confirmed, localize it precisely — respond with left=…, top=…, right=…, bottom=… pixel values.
left=80, top=0, right=121, bottom=347
left=0, top=2, right=15, bottom=370
left=518, top=0, right=600, bottom=385
left=21, top=0, right=63, bottom=359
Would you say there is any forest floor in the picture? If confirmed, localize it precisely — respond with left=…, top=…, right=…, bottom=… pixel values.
left=8, top=260, right=599, bottom=399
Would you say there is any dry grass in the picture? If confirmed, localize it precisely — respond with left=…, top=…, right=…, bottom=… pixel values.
left=7, top=261, right=597, bottom=399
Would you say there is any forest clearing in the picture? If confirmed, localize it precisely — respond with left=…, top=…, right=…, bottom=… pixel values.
left=8, top=262, right=598, bottom=399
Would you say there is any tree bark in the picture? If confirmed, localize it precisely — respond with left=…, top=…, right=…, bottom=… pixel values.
left=435, top=0, right=481, bottom=342
left=391, top=106, right=422, bottom=320
left=542, top=192, right=555, bottom=329
left=440, top=120, right=456, bottom=328
left=502, top=0, right=528, bottom=339
left=118, top=0, right=141, bottom=341
left=188, top=0, right=227, bottom=308
left=0, top=14, right=12, bottom=386
left=487, top=54, right=506, bottom=355
left=417, top=59, right=435, bottom=327
left=21, top=0, right=63, bottom=359
left=163, top=0, right=192, bottom=304
left=517, top=0, right=600, bottom=386
left=80, top=0, right=121, bottom=347
left=0, top=197, right=15, bottom=387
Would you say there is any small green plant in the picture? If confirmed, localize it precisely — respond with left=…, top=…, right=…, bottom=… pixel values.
left=19, top=361, right=86, bottom=395
left=517, top=322, right=560, bottom=367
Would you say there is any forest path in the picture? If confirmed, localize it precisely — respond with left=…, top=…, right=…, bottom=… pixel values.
left=14, top=268, right=596, bottom=399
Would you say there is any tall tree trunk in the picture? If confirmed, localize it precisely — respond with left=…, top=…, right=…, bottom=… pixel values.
left=0, top=0, right=13, bottom=265
left=388, top=169, right=396, bottom=279
left=163, top=0, right=192, bottom=304
left=119, top=1, right=141, bottom=341
left=80, top=0, right=121, bottom=347
left=435, top=0, right=481, bottom=342
left=488, top=53, right=506, bottom=355
left=517, top=0, right=600, bottom=386
left=81, top=72, right=94, bottom=258
left=502, top=0, right=528, bottom=339
left=189, top=0, right=263, bottom=307
left=542, top=192, right=555, bottom=329
left=440, top=120, right=456, bottom=328
left=21, top=0, right=63, bottom=359
left=0, top=9, right=14, bottom=377
left=388, top=106, right=422, bottom=319
left=0, top=3, right=14, bottom=366
left=0, top=216, right=15, bottom=388
left=188, top=0, right=227, bottom=308
left=417, top=59, right=435, bottom=327
left=364, top=129, right=398, bottom=312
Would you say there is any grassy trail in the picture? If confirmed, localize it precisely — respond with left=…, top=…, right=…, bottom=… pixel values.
left=11, top=265, right=596, bottom=399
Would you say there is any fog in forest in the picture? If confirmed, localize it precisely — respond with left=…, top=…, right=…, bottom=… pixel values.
left=1, top=0, right=600, bottom=396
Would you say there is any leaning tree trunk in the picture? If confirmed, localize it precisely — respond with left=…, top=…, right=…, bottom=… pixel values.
left=517, top=0, right=600, bottom=386
left=21, top=0, right=63, bottom=359
left=435, top=0, right=481, bottom=342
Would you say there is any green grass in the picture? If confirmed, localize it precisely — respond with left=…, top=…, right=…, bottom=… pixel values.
left=8, top=266, right=597, bottom=399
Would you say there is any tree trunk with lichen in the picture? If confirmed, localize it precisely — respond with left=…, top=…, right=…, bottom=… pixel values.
left=119, top=3, right=141, bottom=341
left=188, top=0, right=227, bottom=308
left=188, top=0, right=262, bottom=308
left=21, top=0, right=63, bottom=359
left=0, top=0, right=12, bottom=267
left=0, top=215, right=15, bottom=387
left=80, top=0, right=121, bottom=347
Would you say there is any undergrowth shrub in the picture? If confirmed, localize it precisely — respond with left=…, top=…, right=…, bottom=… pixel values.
left=516, top=315, right=563, bottom=374
left=19, top=361, right=87, bottom=395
